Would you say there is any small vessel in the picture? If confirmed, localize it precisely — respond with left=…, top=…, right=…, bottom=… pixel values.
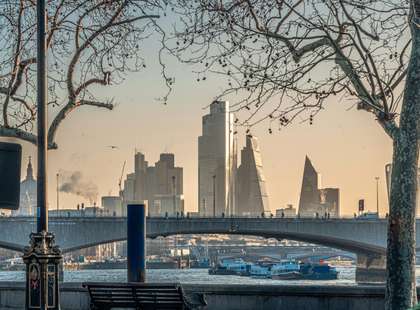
left=271, top=260, right=301, bottom=280
left=190, top=258, right=210, bottom=269
left=250, top=264, right=271, bottom=278
left=326, top=258, right=354, bottom=267
left=147, top=257, right=179, bottom=269
left=299, top=263, right=338, bottom=280
left=270, top=260, right=338, bottom=280
left=0, top=257, right=25, bottom=271
left=208, top=258, right=250, bottom=276
left=76, top=260, right=127, bottom=270
left=208, top=258, right=339, bottom=281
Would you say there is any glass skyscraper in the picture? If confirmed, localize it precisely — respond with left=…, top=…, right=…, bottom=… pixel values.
left=198, top=101, right=236, bottom=216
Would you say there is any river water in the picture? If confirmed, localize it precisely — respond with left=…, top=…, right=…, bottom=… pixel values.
left=0, top=266, right=358, bottom=285
left=0, top=267, right=419, bottom=285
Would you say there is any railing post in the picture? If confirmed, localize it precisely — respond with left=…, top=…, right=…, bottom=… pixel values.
left=127, top=204, right=146, bottom=282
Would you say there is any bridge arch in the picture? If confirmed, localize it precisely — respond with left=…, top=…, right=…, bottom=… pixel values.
left=61, top=230, right=386, bottom=257
left=148, top=230, right=386, bottom=257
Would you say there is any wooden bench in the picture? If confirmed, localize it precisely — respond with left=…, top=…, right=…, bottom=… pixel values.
left=83, top=282, right=206, bottom=310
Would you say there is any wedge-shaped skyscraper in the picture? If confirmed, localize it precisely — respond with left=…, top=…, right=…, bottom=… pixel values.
left=298, top=156, right=339, bottom=218
left=236, top=135, right=270, bottom=216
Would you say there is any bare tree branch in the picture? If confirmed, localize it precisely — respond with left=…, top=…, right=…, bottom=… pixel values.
left=168, top=0, right=409, bottom=137
left=0, top=0, right=166, bottom=149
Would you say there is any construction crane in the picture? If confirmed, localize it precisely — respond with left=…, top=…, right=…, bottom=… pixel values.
left=118, top=160, right=126, bottom=196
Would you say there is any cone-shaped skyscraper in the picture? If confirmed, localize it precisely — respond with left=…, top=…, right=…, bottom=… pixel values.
left=298, top=156, right=319, bottom=216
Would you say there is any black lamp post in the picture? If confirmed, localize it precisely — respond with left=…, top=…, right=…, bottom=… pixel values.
left=23, top=1, right=62, bottom=309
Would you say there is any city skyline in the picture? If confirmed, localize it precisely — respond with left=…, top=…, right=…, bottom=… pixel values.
left=0, top=53, right=394, bottom=216
left=9, top=105, right=392, bottom=217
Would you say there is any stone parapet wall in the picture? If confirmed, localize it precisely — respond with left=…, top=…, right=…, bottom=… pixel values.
left=0, top=282, right=415, bottom=310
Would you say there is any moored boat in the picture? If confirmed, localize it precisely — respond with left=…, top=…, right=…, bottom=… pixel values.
left=249, top=264, right=271, bottom=278
left=299, top=263, right=338, bottom=280
left=208, top=258, right=339, bottom=281
left=208, top=258, right=250, bottom=276
left=270, top=260, right=301, bottom=280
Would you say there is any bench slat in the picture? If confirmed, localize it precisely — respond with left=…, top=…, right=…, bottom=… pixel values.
left=136, top=297, right=183, bottom=300
left=91, top=296, right=181, bottom=300
left=135, top=293, right=181, bottom=297
left=90, top=293, right=133, bottom=296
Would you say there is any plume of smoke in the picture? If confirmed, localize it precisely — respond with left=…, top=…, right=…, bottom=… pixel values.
left=59, top=170, right=98, bottom=203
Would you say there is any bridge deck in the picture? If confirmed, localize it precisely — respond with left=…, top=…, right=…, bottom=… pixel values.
left=0, top=217, right=413, bottom=255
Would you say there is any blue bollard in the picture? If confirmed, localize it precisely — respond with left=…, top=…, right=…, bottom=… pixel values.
left=127, top=204, right=146, bottom=282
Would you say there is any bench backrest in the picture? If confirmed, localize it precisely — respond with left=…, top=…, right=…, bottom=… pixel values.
left=83, top=282, right=184, bottom=309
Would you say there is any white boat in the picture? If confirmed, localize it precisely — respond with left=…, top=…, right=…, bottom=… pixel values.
left=209, top=258, right=250, bottom=276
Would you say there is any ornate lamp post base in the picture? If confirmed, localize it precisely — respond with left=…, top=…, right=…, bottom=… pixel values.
left=23, top=231, right=62, bottom=310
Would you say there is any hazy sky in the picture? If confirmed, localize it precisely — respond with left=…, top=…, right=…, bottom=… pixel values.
left=0, top=32, right=394, bottom=217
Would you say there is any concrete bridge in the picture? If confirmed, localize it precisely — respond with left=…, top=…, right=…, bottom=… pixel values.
left=0, top=217, right=395, bottom=254
left=0, top=216, right=413, bottom=283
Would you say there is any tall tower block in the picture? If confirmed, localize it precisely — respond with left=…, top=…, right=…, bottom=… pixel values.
left=198, top=101, right=236, bottom=216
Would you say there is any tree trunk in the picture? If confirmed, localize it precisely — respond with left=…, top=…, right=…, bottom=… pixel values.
left=385, top=15, right=420, bottom=310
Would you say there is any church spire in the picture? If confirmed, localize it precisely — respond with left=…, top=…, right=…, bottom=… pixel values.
left=26, top=156, right=34, bottom=181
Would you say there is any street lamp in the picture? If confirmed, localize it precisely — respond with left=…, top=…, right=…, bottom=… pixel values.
left=212, top=175, right=216, bottom=218
left=56, top=173, right=60, bottom=216
left=23, top=2, right=62, bottom=309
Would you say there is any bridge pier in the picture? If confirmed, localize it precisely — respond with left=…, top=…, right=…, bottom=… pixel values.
left=355, top=254, right=386, bottom=284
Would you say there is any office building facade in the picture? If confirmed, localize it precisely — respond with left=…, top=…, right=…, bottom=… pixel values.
left=122, top=152, right=184, bottom=216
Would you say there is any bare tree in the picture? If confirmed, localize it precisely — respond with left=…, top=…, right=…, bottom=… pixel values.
left=0, top=0, right=166, bottom=149
left=168, top=0, right=419, bottom=308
